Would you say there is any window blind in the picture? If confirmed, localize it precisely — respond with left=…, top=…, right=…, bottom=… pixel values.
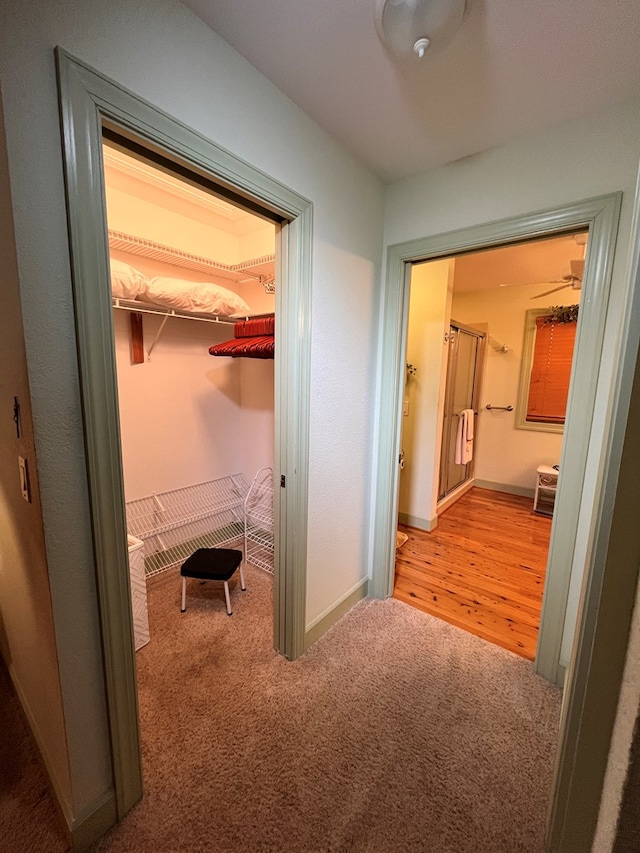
left=526, top=317, right=576, bottom=423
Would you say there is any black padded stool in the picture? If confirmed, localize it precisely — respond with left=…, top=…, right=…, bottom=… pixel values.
left=180, top=548, right=246, bottom=616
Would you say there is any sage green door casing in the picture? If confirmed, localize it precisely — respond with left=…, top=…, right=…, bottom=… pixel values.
left=56, top=48, right=312, bottom=821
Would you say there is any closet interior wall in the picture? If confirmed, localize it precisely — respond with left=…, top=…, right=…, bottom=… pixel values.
left=103, top=142, right=276, bottom=519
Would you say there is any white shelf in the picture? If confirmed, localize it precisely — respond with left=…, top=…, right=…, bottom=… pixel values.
left=244, top=467, right=274, bottom=574
left=109, top=229, right=275, bottom=290
left=112, top=297, right=238, bottom=325
left=126, top=474, right=248, bottom=577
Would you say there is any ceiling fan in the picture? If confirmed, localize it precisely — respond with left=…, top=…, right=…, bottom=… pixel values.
left=529, top=258, right=584, bottom=299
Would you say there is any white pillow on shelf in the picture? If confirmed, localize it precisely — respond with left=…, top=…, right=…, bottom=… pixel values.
left=144, top=277, right=251, bottom=316
left=110, top=258, right=148, bottom=299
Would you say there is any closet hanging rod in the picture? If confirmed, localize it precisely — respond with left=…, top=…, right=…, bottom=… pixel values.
left=485, top=404, right=513, bottom=411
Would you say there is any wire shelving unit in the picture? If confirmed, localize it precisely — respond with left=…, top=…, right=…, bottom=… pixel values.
left=126, top=474, right=248, bottom=577
left=244, top=467, right=274, bottom=574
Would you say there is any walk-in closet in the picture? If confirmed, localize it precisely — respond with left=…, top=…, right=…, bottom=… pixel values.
left=102, top=139, right=277, bottom=648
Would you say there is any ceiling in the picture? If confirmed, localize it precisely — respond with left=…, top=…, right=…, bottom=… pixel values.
left=182, top=0, right=640, bottom=181
left=451, top=232, right=587, bottom=293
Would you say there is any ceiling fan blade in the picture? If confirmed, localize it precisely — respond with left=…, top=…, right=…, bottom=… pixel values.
left=497, top=277, right=566, bottom=289
left=530, top=283, right=570, bottom=299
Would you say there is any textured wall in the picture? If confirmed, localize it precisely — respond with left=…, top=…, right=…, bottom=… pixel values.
left=0, top=0, right=384, bottom=826
left=399, top=259, right=453, bottom=525
left=451, top=280, right=575, bottom=491
left=0, top=85, right=72, bottom=819
left=384, top=95, right=640, bottom=852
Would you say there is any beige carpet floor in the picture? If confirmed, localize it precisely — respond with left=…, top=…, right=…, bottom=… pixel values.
left=91, top=563, right=561, bottom=852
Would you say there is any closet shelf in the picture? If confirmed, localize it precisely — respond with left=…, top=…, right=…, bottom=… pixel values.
left=112, top=297, right=238, bottom=325
left=113, top=299, right=275, bottom=361
left=109, top=230, right=275, bottom=291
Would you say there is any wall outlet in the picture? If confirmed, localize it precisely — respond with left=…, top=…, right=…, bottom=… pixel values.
left=18, top=456, right=31, bottom=503
left=403, top=399, right=409, bottom=416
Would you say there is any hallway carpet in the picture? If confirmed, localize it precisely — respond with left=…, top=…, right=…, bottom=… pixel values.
left=93, top=563, right=561, bottom=852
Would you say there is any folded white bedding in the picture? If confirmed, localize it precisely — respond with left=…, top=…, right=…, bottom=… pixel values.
left=110, top=258, right=148, bottom=299
left=143, top=276, right=251, bottom=316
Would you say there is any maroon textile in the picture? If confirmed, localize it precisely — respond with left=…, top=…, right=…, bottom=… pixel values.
left=234, top=315, right=274, bottom=338
left=209, top=335, right=274, bottom=359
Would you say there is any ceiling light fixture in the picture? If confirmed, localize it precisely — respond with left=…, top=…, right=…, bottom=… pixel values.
left=374, top=0, right=467, bottom=60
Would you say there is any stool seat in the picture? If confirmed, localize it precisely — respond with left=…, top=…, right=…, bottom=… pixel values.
left=180, top=548, right=243, bottom=580
left=180, top=548, right=246, bottom=615
left=536, top=464, right=558, bottom=478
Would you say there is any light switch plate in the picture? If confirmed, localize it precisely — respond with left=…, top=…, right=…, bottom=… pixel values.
left=18, top=456, right=31, bottom=503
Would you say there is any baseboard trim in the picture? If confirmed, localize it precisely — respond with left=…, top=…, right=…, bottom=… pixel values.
left=475, top=479, right=535, bottom=499
left=70, top=790, right=118, bottom=852
left=7, top=662, right=74, bottom=831
left=556, top=662, right=567, bottom=689
left=436, top=478, right=475, bottom=515
left=397, top=512, right=438, bottom=532
left=304, top=577, right=369, bottom=650
left=5, top=661, right=119, bottom=851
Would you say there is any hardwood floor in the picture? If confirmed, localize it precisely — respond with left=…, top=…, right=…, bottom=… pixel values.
left=393, top=487, right=552, bottom=660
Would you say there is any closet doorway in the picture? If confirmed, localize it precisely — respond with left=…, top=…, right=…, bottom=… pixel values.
left=102, top=134, right=277, bottom=650
left=57, top=49, right=312, bottom=820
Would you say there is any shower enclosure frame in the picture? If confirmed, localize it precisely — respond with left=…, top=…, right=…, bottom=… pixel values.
left=437, top=320, right=486, bottom=504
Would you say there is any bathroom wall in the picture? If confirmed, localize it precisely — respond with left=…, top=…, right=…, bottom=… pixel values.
left=451, top=280, right=581, bottom=494
left=398, top=259, right=454, bottom=528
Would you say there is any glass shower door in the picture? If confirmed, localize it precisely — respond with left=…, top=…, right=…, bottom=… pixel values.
left=438, top=324, right=484, bottom=500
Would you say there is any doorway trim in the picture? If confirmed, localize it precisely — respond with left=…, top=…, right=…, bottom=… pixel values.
left=55, top=49, right=311, bottom=819
left=370, top=195, right=620, bottom=676
left=370, top=193, right=626, bottom=846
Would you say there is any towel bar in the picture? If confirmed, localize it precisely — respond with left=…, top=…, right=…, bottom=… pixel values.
left=485, top=404, right=513, bottom=411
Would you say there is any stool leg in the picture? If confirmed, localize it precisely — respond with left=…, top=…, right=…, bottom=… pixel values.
left=224, top=581, right=232, bottom=616
left=181, top=576, right=187, bottom=612
left=239, top=563, right=246, bottom=591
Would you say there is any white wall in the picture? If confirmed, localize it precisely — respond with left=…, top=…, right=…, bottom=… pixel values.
left=399, top=259, right=453, bottom=526
left=114, top=312, right=250, bottom=499
left=239, top=227, right=276, bottom=261
left=0, top=88, right=72, bottom=818
left=384, top=96, right=640, bottom=847
left=104, top=180, right=241, bottom=265
left=113, top=305, right=275, bottom=502
left=451, top=282, right=579, bottom=492
left=107, top=169, right=276, bottom=500
left=0, top=0, right=384, bottom=830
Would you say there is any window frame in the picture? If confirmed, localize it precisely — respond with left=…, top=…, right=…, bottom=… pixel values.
left=516, top=307, right=577, bottom=433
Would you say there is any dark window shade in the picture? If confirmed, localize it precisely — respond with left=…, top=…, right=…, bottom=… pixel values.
left=526, top=317, right=576, bottom=424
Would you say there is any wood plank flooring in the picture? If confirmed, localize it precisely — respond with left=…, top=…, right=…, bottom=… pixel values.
left=393, top=487, right=552, bottom=660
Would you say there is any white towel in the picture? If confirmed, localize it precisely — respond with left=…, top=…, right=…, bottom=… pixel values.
left=455, top=409, right=475, bottom=465
left=464, top=407, right=474, bottom=441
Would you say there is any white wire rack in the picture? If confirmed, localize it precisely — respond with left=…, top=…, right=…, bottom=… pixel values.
left=244, top=467, right=275, bottom=574
left=126, top=474, right=248, bottom=577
